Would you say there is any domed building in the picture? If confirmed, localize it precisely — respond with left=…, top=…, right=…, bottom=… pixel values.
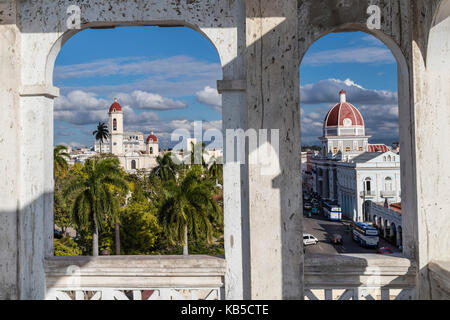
left=94, top=99, right=160, bottom=172
left=320, top=90, right=370, bottom=157
left=308, top=90, right=401, bottom=223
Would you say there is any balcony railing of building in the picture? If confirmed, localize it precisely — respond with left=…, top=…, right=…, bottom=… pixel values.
left=45, top=255, right=225, bottom=300
left=44, top=254, right=450, bottom=300
left=360, top=191, right=377, bottom=198
left=381, top=191, right=397, bottom=198
left=304, top=254, right=416, bottom=300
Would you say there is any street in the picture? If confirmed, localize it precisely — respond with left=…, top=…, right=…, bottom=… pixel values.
left=303, top=210, right=399, bottom=255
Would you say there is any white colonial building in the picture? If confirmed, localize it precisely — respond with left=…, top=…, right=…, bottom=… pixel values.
left=94, top=99, right=160, bottom=173
left=309, top=90, right=401, bottom=222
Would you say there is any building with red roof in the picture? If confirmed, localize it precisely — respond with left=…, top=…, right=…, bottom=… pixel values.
left=319, top=90, right=371, bottom=157
left=94, top=99, right=160, bottom=172
left=308, top=90, right=401, bottom=224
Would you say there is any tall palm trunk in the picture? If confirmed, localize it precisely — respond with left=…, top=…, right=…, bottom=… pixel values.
left=115, top=223, right=120, bottom=255
left=183, top=224, right=188, bottom=255
left=99, top=141, right=102, bottom=154
left=92, top=217, right=99, bottom=256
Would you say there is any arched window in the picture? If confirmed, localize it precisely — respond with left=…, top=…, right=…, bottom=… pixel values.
left=150, top=147, right=153, bottom=154
left=113, top=119, right=117, bottom=131
left=384, top=177, right=393, bottom=191
left=131, top=160, right=136, bottom=170
left=364, top=177, right=372, bottom=193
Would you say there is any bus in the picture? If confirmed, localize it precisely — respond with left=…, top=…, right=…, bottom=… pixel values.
left=351, top=222, right=379, bottom=248
left=323, top=202, right=342, bottom=221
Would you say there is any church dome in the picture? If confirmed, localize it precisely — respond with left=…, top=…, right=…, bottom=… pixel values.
left=323, top=90, right=365, bottom=137
left=109, top=98, right=122, bottom=113
left=146, top=132, right=158, bottom=144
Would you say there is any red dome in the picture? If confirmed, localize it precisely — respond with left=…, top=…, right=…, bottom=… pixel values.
left=324, top=91, right=364, bottom=128
left=109, top=99, right=122, bottom=113
left=146, top=132, right=158, bottom=144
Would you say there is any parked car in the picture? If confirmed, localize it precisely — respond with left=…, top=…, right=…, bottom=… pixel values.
left=376, top=247, right=394, bottom=255
left=330, top=234, right=343, bottom=245
left=303, top=233, right=319, bottom=246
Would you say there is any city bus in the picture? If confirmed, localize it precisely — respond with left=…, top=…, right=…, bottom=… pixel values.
left=323, top=202, right=342, bottom=221
left=351, top=222, right=379, bottom=248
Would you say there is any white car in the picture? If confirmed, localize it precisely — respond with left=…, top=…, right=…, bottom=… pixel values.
left=303, top=233, right=319, bottom=246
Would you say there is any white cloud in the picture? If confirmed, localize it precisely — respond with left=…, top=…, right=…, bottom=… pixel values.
left=301, top=78, right=397, bottom=105
left=302, top=47, right=395, bottom=66
left=196, top=86, right=222, bottom=112
left=122, top=91, right=186, bottom=110
left=54, top=89, right=187, bottom=125
left=54, top=56, right=222, bottom=81
left=54, top=90, right=109, bottom=111
left=300, top=78, right=399, bottom=145
left=361, top=35, right=385, bottom=47
left=301, top=102, right=400, bottom=146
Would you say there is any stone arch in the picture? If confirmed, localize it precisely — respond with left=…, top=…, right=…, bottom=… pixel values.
left=390, top=222, right=397, bottom=245
left=45, top=21, right=228, bottom=88
left=384, top=219, right=390, bottom=239
left=21, top=1, right=248, bottom=300
left=428, top=0, right=450, bottom=70
left=297, top=11, right=414, bottom=256
left=378, top=217, right=383, bottom=234
left=397, top=225, right=403, bottom=248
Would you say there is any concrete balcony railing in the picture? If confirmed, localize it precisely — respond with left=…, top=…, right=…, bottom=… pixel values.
left=304, top=254, right=416, bottom=300
left=428, top=261, right=450, bottom=299
left=360, top=191, right=377, bottom=198
left=46, top=254, right=450, bottom=300
left=45, top=255, right=226, bottom=300
left=381, top=191, right=397, bottom=198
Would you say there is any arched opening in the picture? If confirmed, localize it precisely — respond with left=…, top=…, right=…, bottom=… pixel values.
left=384, top=220, right=390, bottom=239
left=300, top=30, right=403, bottom=254
left=397, top=226, right=403, bottom=248
left=384, top=177, right=393, bottom=192
left=364, top=178, right=372, bottom=194
left=390, top=222, right=397, bottom=246
left=51, top=26, right=224, bottom=258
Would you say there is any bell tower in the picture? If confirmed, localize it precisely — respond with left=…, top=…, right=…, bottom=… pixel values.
left=109, top=98, right=123, bottom=155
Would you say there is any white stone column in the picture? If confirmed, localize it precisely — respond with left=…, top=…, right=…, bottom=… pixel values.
left=16, top=92, right=56, bottom=299
left=0, top=1, right=21, bottom=299
left=407, top=3, right=450, bottom=299
left=245, top=0, right=303, bottom=299
left=0, top=1, right=56, bottom=298
left=220, top=80, right=249, bottom=300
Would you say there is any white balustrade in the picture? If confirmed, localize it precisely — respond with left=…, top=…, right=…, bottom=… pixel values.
left=304, top=253, right=416, bottom=300
left=45, top=255, right=225, bottom=300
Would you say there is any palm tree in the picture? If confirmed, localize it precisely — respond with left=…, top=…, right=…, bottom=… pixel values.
left=63, top=157, right=128, bottom=256
left=54, top=145, right=70, bottom=178
left=189, top=141, right=207, bottom=168
left=207, top=157, right=223, bottom=186
left=93, top=122, right=110, bottom=153
left=150, top=153, right=178, bottom=181
left=159, top=167, right=222, bottom=255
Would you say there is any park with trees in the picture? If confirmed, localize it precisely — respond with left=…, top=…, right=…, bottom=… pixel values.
left=53, top=140, right=224, bottom=257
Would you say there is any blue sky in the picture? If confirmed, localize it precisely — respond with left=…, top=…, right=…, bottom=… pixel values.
left=54, top=27, right=399, bottom=148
